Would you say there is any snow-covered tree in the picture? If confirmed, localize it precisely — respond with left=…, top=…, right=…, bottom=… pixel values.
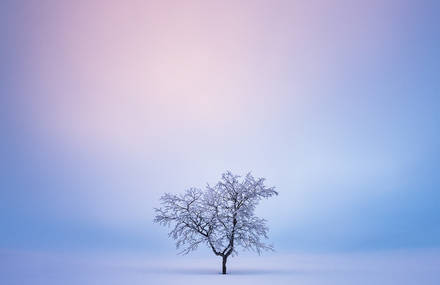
left=154, top=171, right=278, bottom=274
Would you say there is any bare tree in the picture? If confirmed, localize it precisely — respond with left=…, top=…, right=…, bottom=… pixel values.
left=154, top=171, right=278, bottom=274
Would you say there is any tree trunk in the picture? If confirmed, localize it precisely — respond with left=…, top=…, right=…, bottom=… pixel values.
left=222, top=256, right=227, bottom=274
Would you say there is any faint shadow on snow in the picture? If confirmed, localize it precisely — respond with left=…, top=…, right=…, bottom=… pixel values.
left=227, top=268, right=303, bottom=275
left=137, top=267, right=303, bottom=276
left=139, top=267, right=218, bottom=275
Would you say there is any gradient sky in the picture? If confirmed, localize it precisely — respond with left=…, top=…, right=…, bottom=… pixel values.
left=1, top=0, right=439, bottom=255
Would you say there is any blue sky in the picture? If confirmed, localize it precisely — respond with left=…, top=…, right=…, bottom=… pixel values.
left=1, top=0, right=439, bottom=256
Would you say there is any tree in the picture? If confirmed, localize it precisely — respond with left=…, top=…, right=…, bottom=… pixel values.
left=154, top=171, right=278, bottom=274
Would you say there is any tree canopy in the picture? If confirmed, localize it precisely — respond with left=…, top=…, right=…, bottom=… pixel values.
left=154, top=171, right=278, bottom=274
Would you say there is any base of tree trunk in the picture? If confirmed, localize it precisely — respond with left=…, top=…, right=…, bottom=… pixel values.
left=222, top=256, right=227, bottom=274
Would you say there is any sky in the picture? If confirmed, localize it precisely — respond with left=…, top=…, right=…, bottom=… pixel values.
left=1, top=0, right=440, bottom=260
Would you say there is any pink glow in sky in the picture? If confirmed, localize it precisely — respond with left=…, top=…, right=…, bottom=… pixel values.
left=21, top=0, right=409, bottom=152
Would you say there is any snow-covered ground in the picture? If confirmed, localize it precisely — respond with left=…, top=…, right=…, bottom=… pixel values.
left=1, top=249, right=439, bottom=284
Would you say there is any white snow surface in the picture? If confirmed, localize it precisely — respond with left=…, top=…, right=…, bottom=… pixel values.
left=1, top=249, right=439, bottom=284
